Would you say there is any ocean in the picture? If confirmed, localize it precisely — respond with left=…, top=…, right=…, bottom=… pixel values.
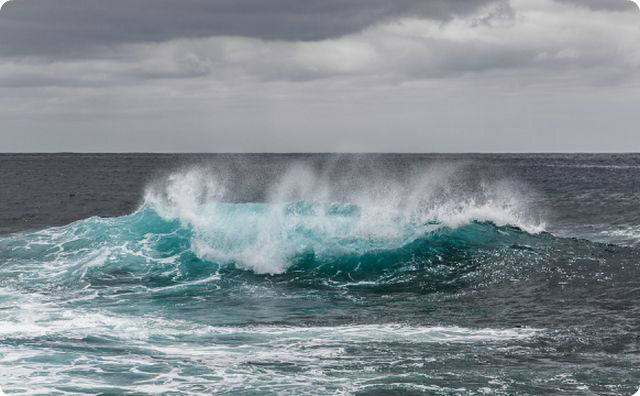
left=0, top=153, right=638, bottom=395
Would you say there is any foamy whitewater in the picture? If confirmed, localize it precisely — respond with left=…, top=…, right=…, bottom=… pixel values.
left=0, top=154, right=638, bottom=395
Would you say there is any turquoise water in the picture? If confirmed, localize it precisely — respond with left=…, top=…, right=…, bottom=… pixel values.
left=1, top=158, right=639, bottom=395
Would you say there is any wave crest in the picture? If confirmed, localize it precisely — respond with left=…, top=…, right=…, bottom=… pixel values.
left=143, top=165, right=544, bottom=274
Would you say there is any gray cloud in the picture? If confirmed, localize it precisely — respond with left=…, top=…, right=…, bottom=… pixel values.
left=0, top=0, right=639, bottom=152
left=0, top=0, right=638, bottom=90
left=556, top=0, right=638, bottom=10
left=0, top=0, right=503, bottom=58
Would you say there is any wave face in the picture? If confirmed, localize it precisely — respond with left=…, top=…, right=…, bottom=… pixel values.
left=142, top=164, right=544, bottom=274
left=0, top=164, right=546, bottom=285
left=0, top=201, right=544, bottom=294
left=1, top=159, right=640, bottom=395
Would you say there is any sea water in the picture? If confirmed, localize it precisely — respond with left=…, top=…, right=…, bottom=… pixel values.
left=0, top=154, right=638, bottom=395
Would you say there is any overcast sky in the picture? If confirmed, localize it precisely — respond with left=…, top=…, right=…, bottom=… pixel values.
left=0, top=0, right=639, bottom=152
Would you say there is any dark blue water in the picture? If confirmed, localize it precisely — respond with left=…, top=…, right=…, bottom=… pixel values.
left=0, top=154, right=639, bottom=395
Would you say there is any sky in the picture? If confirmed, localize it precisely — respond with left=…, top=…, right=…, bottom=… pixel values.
left=0, top=0, right=639, bottom=152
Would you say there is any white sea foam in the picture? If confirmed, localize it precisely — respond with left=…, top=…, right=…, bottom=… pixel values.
left=0, top=288, right=539, bottom=343
left=0, top=287, right=540, bottom=394
left=144, top=163, right=545, bottom=274
left=600, top=226, right=640, bottom=246
left=0, top=161, right=545, bottom=278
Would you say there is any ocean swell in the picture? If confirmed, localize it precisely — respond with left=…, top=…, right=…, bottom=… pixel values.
left=0, top=164, right=551, bottom=298
left=141, top=166, right=545, bottom=275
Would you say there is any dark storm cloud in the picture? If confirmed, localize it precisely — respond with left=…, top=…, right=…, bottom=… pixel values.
left=556, top=0, right=638, bottom=11
left=0, top=0, right=502, bottom=58
left=0, top=0, right=639, bottom=152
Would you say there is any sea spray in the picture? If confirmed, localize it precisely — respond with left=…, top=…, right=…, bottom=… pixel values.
left=1, top=154, right=640, bottom=395
left=142, top=162, right=544, bottom=274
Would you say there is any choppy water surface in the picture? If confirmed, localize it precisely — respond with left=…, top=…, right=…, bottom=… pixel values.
left=0, top=154, right=639, bottom=395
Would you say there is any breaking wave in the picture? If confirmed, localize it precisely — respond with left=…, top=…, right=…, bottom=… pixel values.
left=143, top=165, right=544, bottom=274
left=0, top=164, right=549, bottom=286
left=3, top=160, right=640, bottom=395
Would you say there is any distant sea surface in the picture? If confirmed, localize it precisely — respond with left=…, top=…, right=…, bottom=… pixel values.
left=0, top=153, right=639, bottom=395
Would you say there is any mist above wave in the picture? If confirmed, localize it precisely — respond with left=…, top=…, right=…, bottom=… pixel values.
left=143, top=161, right=544, bottom=274
left=0, top=158, right=548, bottom=292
